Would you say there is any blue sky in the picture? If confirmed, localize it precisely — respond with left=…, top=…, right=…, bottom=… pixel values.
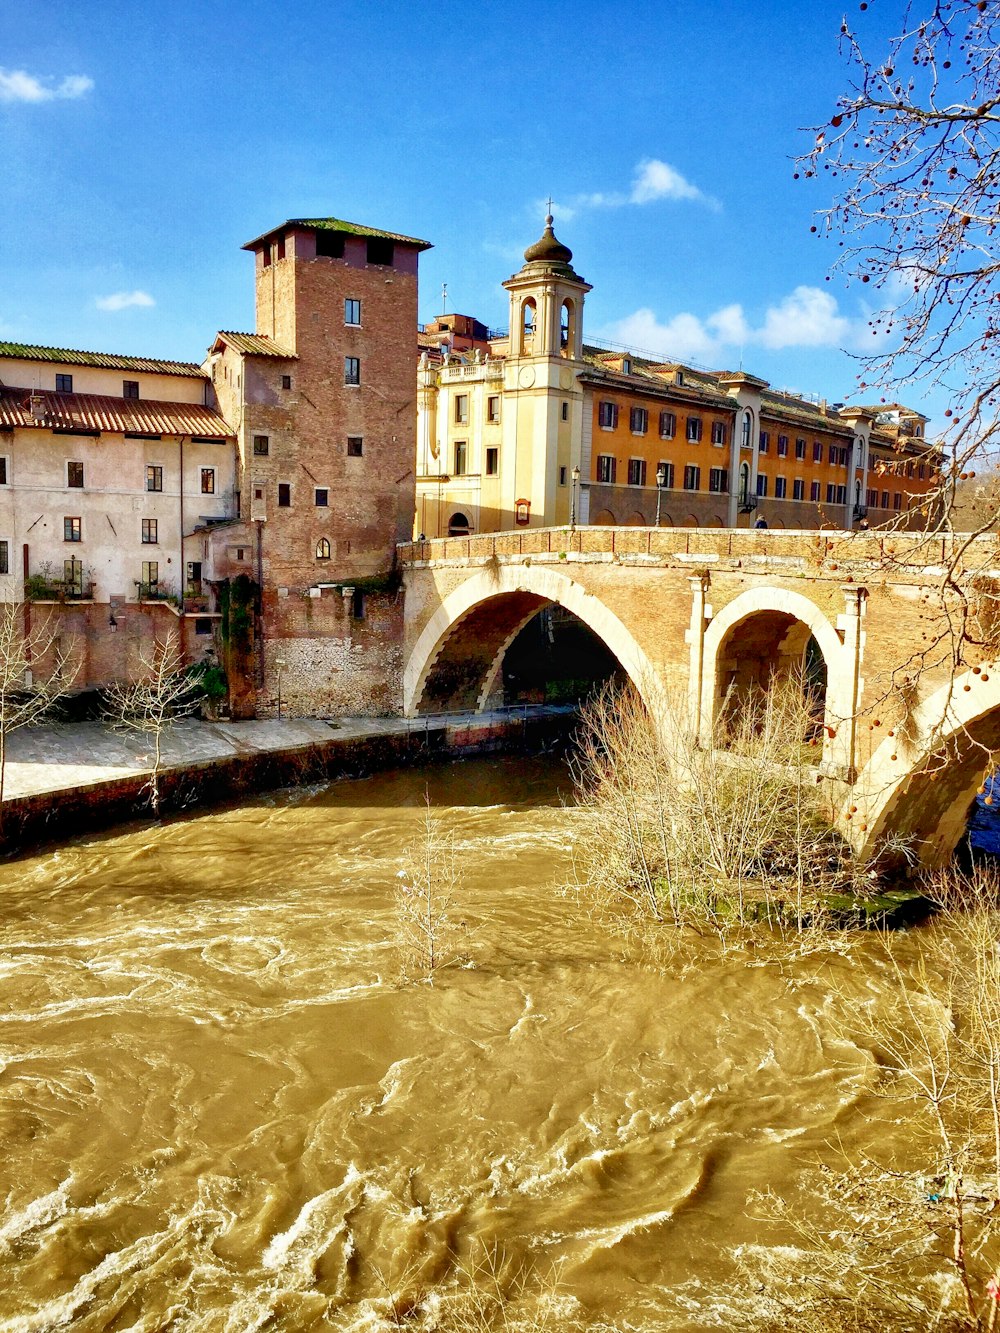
left=1, top=0, right=927, bottom=417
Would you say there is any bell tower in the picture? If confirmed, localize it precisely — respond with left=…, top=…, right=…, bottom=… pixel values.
left=500, top=215, right=592, bottom=526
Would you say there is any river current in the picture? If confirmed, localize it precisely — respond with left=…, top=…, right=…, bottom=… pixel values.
left=0, top=756, right=932, bottom=1330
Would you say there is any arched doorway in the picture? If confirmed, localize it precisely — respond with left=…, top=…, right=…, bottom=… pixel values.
left=448, top=512, right=471, bottom=536
left=592, top=509, right=617, bottom=526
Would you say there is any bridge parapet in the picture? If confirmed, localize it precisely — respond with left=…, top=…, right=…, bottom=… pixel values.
left=399, top=526, right=1000, bottom=585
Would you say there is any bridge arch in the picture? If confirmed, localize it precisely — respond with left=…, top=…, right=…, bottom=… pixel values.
left=403, top=564, right=660, bottom=717
left=853, top=666, right=1000, bottom=867
left=699, top=586, right=849, bottom=770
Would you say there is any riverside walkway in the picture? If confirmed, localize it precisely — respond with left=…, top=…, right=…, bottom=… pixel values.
left=0, top=707, right=575, bottom=849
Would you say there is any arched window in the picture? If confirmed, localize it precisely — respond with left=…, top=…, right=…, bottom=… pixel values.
left=738, top=460, right=751, bottom=507
left=742, top=409, right=752, bottom=449
left=316, top=537, right=331, bottom=559
left=855, top=479, right=862, bottom=508
left=855, top=436, right=865, bottom=470
left=560, top=299, right=573, bottom=352
left=448, top=512, right=471, bottom=536
left=520, top=298, right=536, bottom=354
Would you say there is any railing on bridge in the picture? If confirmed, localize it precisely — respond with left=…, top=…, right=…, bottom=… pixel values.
left=398, top=525, right=1000, bottom=571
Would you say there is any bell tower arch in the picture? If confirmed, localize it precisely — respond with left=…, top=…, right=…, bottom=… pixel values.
left=499, top=213, right=593, bottom=527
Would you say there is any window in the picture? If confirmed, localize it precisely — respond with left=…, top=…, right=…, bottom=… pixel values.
left=711, top=421, right=726, bottom=446
left=123, top=380, right=139, bottom=399
left=708, top=466, right=728, bottom=493
left=315, top=488, right=329, bottom=507
left=777, top=435, right=789, bottom=457
left=683, top=464, right=701, bottom=491
left=455, top=394, right=469, bottom=424
left=347, top=436, right=363, bottom=457
left=759, top=431, right=770, bottom=454
left=278, top=483, right=291, bottom=506
left=0, top=541, right=8, bottom=575
left=281, top=374, right=292, bottom=390
left=774, top=476, right=787, bottom=499
left=627, top=458, right=647, bottom=486
left=561, top=401, right=568, bottom=421
left=55, top=374, right=72, bottom=393
left=826, top=483, right=836, bottom=503
left=187, top=561, right=202, bottom=595
left=485, top=447, right=499, bottom=476
left=366, top=237, right=394, bottom=266
left=559, top=466, right=567, bottom=485
left=344, top=356, right=360, bottom=386
left=630, top=406, right=648, bottom=435
left=686, top=416, right=702, bottom=443
left=598, top=400, right=618, bottom=430
left=141, top=518, right=157, bottom=544
left=141, top=560, right=158, bottom=591
left=756, top=473, right=768, bottom=497
left=810, top=480, right=821, bottom=502
left=813, top=441, right=823, bottom=463
left=795, top=437, right=806, bottom=460
left=345, top=298, right=361, bottom=325
left=596, top=454, right=617, bottom=483
left=893, top=492, right=902, bottom=511
left=793, top=478, right=805, bottom=500
left=0, top=458, right=7, bottom=484
left=64, top=516, right=81, bottom=542
left=906, top=460, right=915, bottom=478
left=454, top=441, right=467, bottom=475
left=146, top=465, right=163, bottom=493
left=316, top=230, right=345, bottom=258
left=194, top=618, right=212, bottom=636
left=881, top=490, right=890, bottom=508
left=64, top=557, right=83, bottom=596
left=201, top=468, right=215, bottom=494
left=836, top=484, right=847, bottom=504
left=659, top=411, right=676, bottom=439
left=621, top=358, right=632, bottom=375
left=741, top=411, right=752, bottom=449
left=253, top=434, right=269, bottom=456
left=316, top=538, right=331, bottom=560
left=487, top=395, right=501, bottom=423
left=658, top=461, right=674, bottom=489
left=918, top=463, right=926, bottom=480
left=67, top=461, right=84, bottom=488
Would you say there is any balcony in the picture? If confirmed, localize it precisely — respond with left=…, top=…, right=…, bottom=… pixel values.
left=25, top=574, right=95, bottom=602
left=134, top=581, right=175, bottom=604
left=738, top=493, right=758, bottom=514
left=853, top=504, right=869, bottom=521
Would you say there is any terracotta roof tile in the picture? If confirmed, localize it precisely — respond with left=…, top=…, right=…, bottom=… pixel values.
left=0, top=387, right=234, bottom=437
left=0, top=341, right=202, bottom=377
left=212, top=331, right=297, bottom=358
left=243, top=217, right=432, bottom=252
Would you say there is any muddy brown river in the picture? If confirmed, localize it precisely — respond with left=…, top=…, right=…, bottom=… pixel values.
left=0, top=756, right=934, bottom=1330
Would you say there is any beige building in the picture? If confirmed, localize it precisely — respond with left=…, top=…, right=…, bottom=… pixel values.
left=415, top=217, right=939, bottom=537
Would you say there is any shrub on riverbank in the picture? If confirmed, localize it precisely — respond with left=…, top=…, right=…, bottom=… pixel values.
left=570, top=678, right=886, bottom=934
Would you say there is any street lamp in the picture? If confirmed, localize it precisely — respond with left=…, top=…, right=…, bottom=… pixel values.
left=570, top=464, right=581, bottom=531
left=655, top=464, right=667, bottom=527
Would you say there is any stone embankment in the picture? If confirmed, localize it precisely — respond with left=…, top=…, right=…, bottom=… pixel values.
left=1, top=707, right=575, bottom=852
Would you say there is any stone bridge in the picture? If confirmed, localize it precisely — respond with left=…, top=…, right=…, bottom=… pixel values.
left=398, top=526, right=1000, bottom=868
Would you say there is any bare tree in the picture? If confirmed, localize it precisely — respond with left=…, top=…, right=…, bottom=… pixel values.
left=0, top=604, right=73, bottom=833
left=704, top=864, right=1000, bottom=1332
left=103, top=638, right=198, bottom=817
left=393, top=795, right=464, bottom=982
left=804, top=2, right=1000, bottom=501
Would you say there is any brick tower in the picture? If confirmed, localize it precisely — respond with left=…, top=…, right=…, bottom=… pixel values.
left=207, top=217, right=431, bottom=716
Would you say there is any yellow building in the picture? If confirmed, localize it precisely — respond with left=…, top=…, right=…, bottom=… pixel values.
left=414, top=219, right=939, bottom=536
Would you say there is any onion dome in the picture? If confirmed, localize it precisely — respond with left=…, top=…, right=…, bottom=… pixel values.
left=523, top=214, right=573, bottom=265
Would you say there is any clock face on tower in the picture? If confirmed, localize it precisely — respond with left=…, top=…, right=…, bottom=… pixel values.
left=518, top=366, right=535, bottom=388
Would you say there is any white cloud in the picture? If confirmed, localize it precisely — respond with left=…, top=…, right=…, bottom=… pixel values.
left=596, top=286, right=864, bottom=364
left=630, top=158, right=719, bottom=211
left=0, top=69, right=94, bottom=104
left=96, top=290, right=155, bottom=312
left=545, top=158, right=719, bottom=223
left=756, top=285, right=851, bottom=349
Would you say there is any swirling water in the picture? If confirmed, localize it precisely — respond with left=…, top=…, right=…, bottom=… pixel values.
left=0, top=756, right=925, bottom=1330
